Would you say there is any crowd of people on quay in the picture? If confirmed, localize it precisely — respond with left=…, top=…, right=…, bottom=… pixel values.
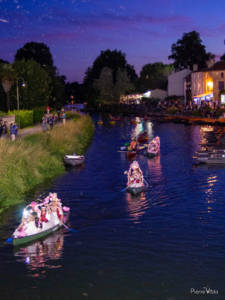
left=153, top=98, right=225, bottom=118
left=13, top=193, right=66, bottom=238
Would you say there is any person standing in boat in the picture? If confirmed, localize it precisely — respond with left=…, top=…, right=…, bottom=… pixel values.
left=129, top=138, right=137, bottom=151
left=49, top=194, right=64, bottom=225
left=126, top=161, right=144, bottom=188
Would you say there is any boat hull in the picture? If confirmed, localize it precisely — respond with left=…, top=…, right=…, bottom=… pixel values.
left=146, top=152, right=156, bottom=159
left=64, top=156, right=84, bottom=166
left=126, top=186, right=147, bottom=196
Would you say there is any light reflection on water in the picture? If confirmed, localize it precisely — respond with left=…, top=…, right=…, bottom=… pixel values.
left=14, top=230, right=65, bottom=278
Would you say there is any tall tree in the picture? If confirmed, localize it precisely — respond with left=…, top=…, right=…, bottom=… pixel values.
left=0, top=63, right=16, bottom=111
left=169, top=31, right=214, bottom=71
left=139, top=62, right=173, bottom=92
left=15, top=42, right=54, bottom=70
left=83, top=49, right=137, bottom=105
left=13, top=59, right=51, bottom=109
left=94, top=67, right=114, bottom=103
left=114, top=69, right=134, bottom=102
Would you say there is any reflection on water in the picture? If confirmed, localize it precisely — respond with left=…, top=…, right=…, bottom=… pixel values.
left=205, top=175, right=218, bottom=213
left=126, top=192, right=148, bottom=224
left=14, top=230, right=64, bottom=277
left=147, top=154, right=162, bottom=178
left=131, top=120, right=143, bottom=139
left=145, top=121, right=153, bottom=140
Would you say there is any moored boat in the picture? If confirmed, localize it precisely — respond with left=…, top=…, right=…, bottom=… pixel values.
left=64, top=154, right=85, bottom=166
left=194, top=149, right=225, bottom=164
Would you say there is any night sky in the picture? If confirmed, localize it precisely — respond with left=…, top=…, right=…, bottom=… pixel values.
left=1, top=0, right=225, bottom=82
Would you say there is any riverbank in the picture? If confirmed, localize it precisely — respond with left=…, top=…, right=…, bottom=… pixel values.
left=0, top=113, right=94, bottom=215
left=148, top=113, right=225, bottom=126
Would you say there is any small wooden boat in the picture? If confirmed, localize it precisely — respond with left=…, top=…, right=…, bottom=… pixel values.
left=126, top=185, right=147, bottom=196
left=64, top=154, right=85, bottom=166
left=126, top=151, right=137, bottom=160
left=10, top=210, right=70, bottom=247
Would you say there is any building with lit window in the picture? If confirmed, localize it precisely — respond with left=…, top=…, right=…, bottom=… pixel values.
left=191, top=61, right=225, bottom=105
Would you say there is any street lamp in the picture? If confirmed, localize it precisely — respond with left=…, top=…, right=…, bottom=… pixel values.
left=16, top=77, right=25, bottom=127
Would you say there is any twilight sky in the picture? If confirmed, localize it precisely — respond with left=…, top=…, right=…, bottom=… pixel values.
left=1, top=0, right=225, bottom=82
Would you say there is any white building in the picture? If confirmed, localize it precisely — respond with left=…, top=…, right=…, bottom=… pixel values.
left=150, top=89, right=167, bottom=100
left=168, top=69, right=191, bottom=97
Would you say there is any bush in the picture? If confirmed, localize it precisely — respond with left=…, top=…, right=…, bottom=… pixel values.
left=14, top=110, right=34, bottom=128
left=33, top=107, right=46, bottom=124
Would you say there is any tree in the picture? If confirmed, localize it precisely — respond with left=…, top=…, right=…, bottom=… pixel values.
left=139, top=62, right=173, bottom=92
left=94, top=67, right=114, bottom=103
left=220, top=54, right=225, bottom=61
left=13, top=59, right=51, bottom=109
left=15, top=42, right=54, bottom=70
left=0, top=63, right=16, bottom=111
left=114, top=69, right=134, bottom=102
left=169, top=31, right=215, bottom=71
left=83, top=49, right=137, bottom=105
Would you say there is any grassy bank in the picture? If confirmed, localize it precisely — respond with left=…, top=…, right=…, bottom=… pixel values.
left=0, top=113, right=94, bottom=214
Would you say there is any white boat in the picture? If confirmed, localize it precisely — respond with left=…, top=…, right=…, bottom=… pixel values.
left=194, top=149, right=225, bottom=164
left=64, top=154, right=85, bottom=166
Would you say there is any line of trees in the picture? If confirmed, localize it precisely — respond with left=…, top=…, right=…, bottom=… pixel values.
left=1, top=30, right=224, bottom=111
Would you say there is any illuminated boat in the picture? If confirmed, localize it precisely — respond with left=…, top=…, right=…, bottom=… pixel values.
left=146, top=136, right=160, bottom=158
left=8, top=203, right=70, bottom=247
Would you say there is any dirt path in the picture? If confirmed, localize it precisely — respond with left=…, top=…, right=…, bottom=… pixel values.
left=18, top=124, right=43, bottom=137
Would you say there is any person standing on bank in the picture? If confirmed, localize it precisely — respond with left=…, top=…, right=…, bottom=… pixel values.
left=61, top=109, right=66, bottom=125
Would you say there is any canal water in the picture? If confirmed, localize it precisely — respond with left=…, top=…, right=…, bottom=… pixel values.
left=1, top=117, right=225, bottom=300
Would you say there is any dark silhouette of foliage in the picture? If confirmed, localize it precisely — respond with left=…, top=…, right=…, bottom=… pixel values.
left=169, top=31, right=215, bottom=70
left=15, top=42, right=54, bottom=69
left=139, top=62, right=173, bottom=92
left=83, top=49, right=137, bottom=105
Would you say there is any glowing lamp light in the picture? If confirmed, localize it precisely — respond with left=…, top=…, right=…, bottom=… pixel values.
left=142, top=90, right=151, bottom=98
left=206, top=80, right=213, bottom=91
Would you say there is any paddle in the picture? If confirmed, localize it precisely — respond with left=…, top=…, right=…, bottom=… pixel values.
left=5, top=237, right=13, bottom=244
left=120, top=187, right=127, bottom=192
left=62, top=223, right=77, bottom=233
left=144, top=178, right=150, bottom=187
